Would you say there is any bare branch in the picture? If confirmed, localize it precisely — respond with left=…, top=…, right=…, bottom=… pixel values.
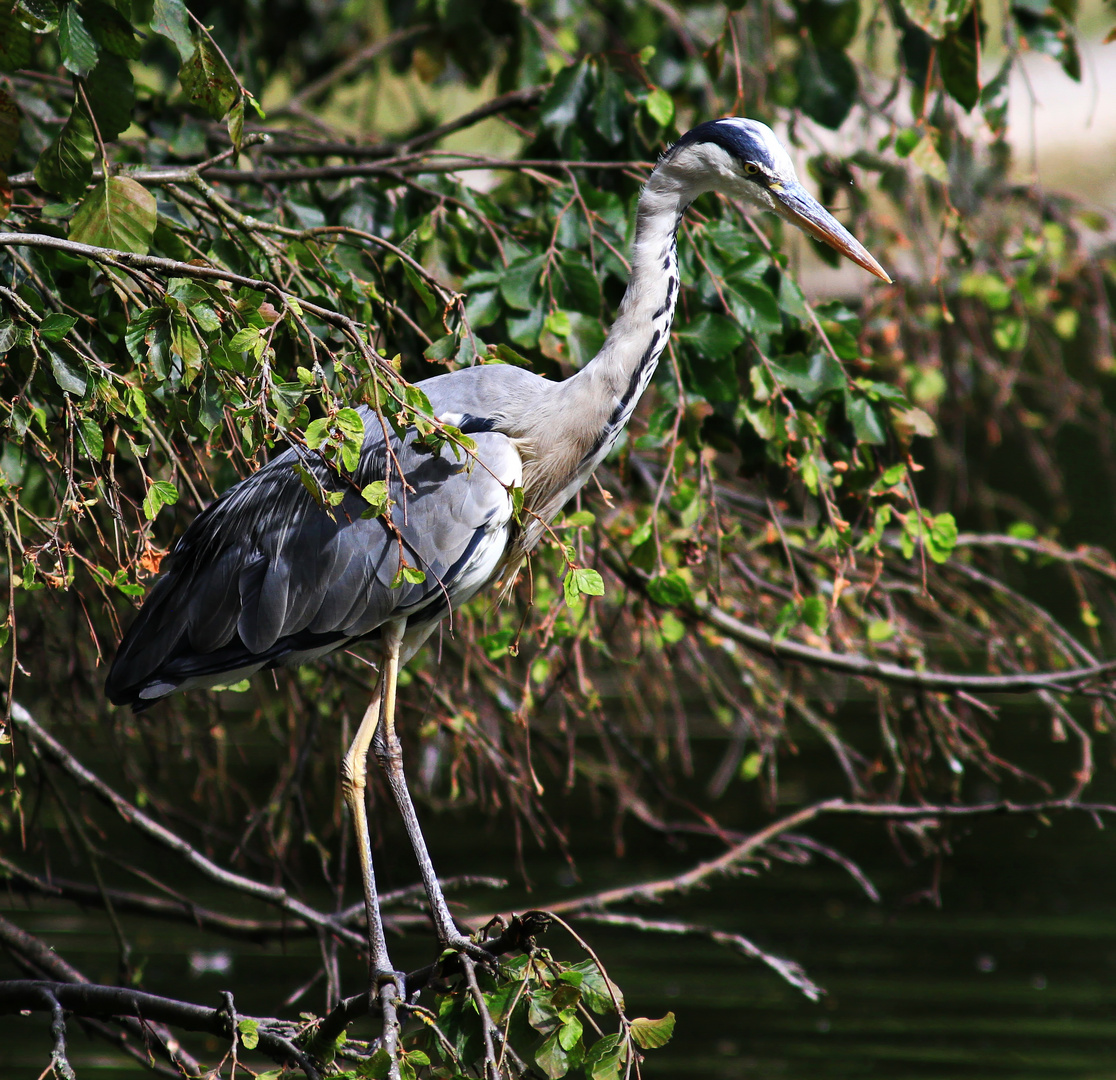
left=601, top=550, right=1116, bottom=696
left=0, top=981, right=321, bottom=1079
left=9, top=701, right=366, bottom=950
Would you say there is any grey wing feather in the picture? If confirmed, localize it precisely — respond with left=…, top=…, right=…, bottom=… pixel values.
left=106, top=405, right=522, bottom=709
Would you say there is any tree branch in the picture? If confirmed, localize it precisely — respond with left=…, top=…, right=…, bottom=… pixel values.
left=546, top=797, right=1116, bottom=914
left=601, top=549, right=1116, bottom=696
left=0, top=233, right=382, bottom=365
left=9, top=701, right=367, bottom=950
left=571, top=912, right=824, bottom=1000
left=0, top=981, right=321, bottom=1079
left=7, top=153, right=642, bottom=191
left=0, top=913, right=204, bottom=1076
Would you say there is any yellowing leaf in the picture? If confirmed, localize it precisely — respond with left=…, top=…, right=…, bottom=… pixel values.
left=630, top=1012, right=676, bottom=1050
left=644, top=87, right=674, bottom=127
left=69, top=177, right=157, bottom=255
left=179, top=35, right=239, bottom=120
left=910, top=133, right=949, bottom=184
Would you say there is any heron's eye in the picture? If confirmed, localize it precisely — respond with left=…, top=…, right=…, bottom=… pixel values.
left=744, top=162, right=760, bottom=175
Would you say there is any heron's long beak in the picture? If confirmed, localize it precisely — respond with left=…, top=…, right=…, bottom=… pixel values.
left=769, top=179, right=892, bottom=284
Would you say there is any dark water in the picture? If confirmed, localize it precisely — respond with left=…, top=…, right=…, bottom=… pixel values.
left=4, top=726, right=1116, bottom=1078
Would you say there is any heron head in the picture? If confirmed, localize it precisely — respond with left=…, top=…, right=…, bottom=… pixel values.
left=666, top=117, right=892, bottom=283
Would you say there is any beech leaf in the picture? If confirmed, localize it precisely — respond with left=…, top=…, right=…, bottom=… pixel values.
left=69, top=177, right=157, bottom=255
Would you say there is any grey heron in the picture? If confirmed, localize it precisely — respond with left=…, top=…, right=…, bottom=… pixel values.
left=106, top=117, right=889, bottom=988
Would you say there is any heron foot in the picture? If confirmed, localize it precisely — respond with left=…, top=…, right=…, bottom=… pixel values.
left=439, top=932, right=497, bottom=967
left=372, top=967, right=408, bottom=1000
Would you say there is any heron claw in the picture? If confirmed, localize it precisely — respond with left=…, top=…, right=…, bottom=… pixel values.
left=372, top=967, right=408, bottom=999
left=440, top=933, right=497, bottom=968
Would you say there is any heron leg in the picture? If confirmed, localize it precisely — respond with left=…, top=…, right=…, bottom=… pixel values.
left=373, top=620, right=489, bottom=959
left=340, top=673, right=403, bottom=998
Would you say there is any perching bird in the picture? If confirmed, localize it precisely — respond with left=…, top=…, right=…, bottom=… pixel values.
left=106, top=117, right=889, bottom=983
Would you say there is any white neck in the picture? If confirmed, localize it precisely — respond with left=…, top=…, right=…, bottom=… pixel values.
left=510, top=155, right=714, bottom=543
left=558, top=159, right=700, bottom=473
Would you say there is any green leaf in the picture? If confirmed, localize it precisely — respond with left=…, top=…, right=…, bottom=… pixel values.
left=959, top=271, right=1012, bottom=309
left=83, top=0, right=141, bottom=59
left=464, top=289, right=501, bottom=328
left=499, top=254, right=545, bottom=311
left=237, top=1019, right=259, bottom=1051
left=545, top=309, right=571, bottom=338
left=630, top=1012, right=675, bottom=1050
left=646, top=571, right=692, bottom=607
left=170, top=317, right=203, bottom=385
left=479, top=629, right=516, bottom=660
left=179, top=35, right=239, bottom=120
left=0, top=319, right=20, bottom=354
left=768, top=350, right=847, bottom=402
left=895, top=128, right=921, bottom=157
left=507, top=306, right=544, bottom=349
left=14, top=0, right=60, bottom=34
left=360, top=481, right=390, bottom=517
left=1008, top=520, right=1037, bottom=540
left=867, top=619, right=895, bottom=642
left=59, top=3, right=99, bottom=76
left=801, top=594, right=828, bottom=633
left=674, top=312, right=745, bottom=359
left=728, top=278, right=782, bottom=334
left=189, top=302, right=221, bottom=333
left=846, top=395, right=886, bottom=444
left=143, top=479, right=179, bottom=520
left=334, top=408, right=365, bottom=473
left=482, top=344, right=531, bottom=371
left=558, top=1013, right=583, bottom=1051
left=48, top=344, right=88, bottom=395
left=592, top=63, right=623, bottom=144
left=798, top=0, right=861, bottom=48
left=150, top=0, right=194, bottom=62
left=815, top=300, right=862, bottom=360
left=305, top=419, right=335, bottom=455
left=1012, top=4, right=1080, bottom=80
left=34, top=104, right=95, bottom=199
left=584, top=1033, right=625, bottom=1080
left=126, top=308, right=171, bottom=369
left=564, top=567, right=604, bottom=605
left=643, top=87, right=675, bottom=127
left=567, top=961, right=623, bottom=1014
left=357, top=1048, right=392, bottom=1079
left=69, top=178, right=157, bottom=255
left=540, top=58, right=592, bottom=131
left=993, top=314, right=1028, bottom=352
left=85, top=51, right=136, bottom=140
left=226, top=96, right=245, bottom=152
left=795, top=46, right=858, bottom=129
left=76, top=416, right=104, bottom=460
left=228, top=327, right=263, bottom=353
left=0, top=8, right=34, bottom=70
left=403, top=261, right=437, bottom=317
left=535, top=1030, right=570, bottom=1079
left=939, top=23, right=980, bottom=110
left=393, top=563, right=426, bottom=587
left=554, top=254, right=602, bottom=315
left=901, top=509, right=958, bottom=563
left=910, top=133, right=950, bottom=183
left=928, top=511, right=958, bottom=563
left=901, top=0, right=971, bottom=38
left=740, top=750, right=763, bottom=780
left=39, top=313, right=78, bottom=341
